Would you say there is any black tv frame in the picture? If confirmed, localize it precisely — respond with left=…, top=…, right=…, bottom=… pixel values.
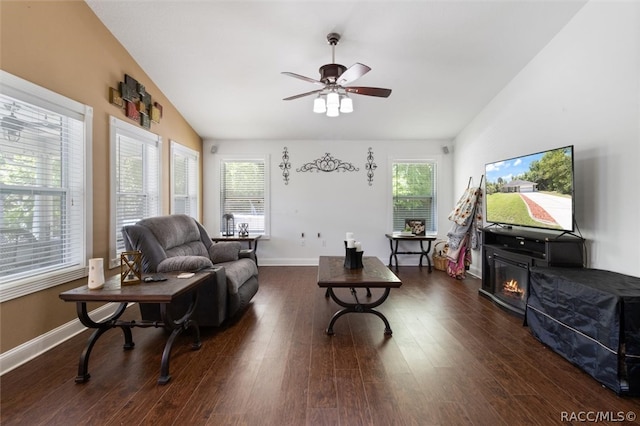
left=484, top=145, right=576, bottom=234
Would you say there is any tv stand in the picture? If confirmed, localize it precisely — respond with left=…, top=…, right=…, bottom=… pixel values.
left=480, top=227, right=585, bottom=315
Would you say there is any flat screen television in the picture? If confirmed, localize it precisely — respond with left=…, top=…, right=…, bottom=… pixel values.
left=485, top=145, right=575, bottom=232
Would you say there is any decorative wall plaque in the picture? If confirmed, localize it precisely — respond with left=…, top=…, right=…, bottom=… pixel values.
left=296, top=152, right=359, bottom=173
left=279, top=146, right=291, bottom=185
left=109, top=73, right=163, bottom=129
left=365, top=147, right=377, bottom=186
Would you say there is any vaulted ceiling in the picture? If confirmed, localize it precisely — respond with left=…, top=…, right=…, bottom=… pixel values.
left=86, top=1, right=586, bottom=141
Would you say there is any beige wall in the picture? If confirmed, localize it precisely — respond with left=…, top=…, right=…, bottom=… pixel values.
left=0, top=1, right=203, bottom=352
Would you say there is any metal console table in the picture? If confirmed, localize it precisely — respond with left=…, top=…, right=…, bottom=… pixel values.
left=385, top=233, right=436, bottom=271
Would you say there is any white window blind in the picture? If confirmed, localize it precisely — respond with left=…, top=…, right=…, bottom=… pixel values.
left=392, top=161, right=437, bottom=233
left=220, top=158, right=268, bottom=235
left=0, top=71, right=92, bottom=302
left=110, top=117, right=161, bottom=267
left=171, top=141, right=199, bottom=219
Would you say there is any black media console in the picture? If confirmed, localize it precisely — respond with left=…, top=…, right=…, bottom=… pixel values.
left=480, top=227, right=584, bottom=316
left=481, top=227, right=640, bottom=395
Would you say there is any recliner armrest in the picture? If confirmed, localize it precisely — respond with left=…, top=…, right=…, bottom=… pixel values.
left=197, top=266, right=227, bottom=326
left=239, top=249, right=256, bottom=262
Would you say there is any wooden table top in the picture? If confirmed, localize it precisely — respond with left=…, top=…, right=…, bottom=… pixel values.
left=384, top=233, right=437, bottom=241
left=59, top=271, right=213, bottom=304
left=317, top=256, right=402, bottom=288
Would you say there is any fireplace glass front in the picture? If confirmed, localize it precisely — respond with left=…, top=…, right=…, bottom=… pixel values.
left=493, top=256, right=529, bottom=312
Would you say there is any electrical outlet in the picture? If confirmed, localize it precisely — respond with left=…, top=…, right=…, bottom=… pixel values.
left=300, top=239, right=305, bottom=247
left=322, top=240, right=326, bottom=247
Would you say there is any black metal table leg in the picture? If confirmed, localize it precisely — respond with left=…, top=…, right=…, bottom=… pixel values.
left=424, top=239, right=433, bottom=272
left=74, top=302, right=132, bottom=383
left=157, top=290, right=201, bottom=385
left=388, top=239, right=400, bottom=269
left=325, top=287, right=393, bottom=336
left=418, top=240, right=433, bottom=272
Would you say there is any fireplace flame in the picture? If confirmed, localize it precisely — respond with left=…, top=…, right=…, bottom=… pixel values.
left=503, top=279, right=524, bottom=299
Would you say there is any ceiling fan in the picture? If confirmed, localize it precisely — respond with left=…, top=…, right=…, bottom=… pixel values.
left=281, top=33, right=392, bottom=117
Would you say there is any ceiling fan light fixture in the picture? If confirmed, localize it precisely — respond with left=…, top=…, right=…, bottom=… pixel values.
left=281, top=32, right=391, bottom=118
left=326, top=104, right=339, bottom=117
left=339, top=96, right=353, bottom=114
left=326, top=92, right=340, bottom=108
left=313, top=96, right=326, bottom=113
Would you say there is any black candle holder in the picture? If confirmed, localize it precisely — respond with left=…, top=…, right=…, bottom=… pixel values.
left=344, top=241, right=364, bottom=269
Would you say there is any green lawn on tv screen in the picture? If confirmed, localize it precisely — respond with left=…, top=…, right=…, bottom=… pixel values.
left=486, top=193, right=551, bottom=228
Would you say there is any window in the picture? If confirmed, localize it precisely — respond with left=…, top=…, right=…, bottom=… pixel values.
left=109, top=117, right=161, bottom=268
left=220, top=157, right=269, bottom=236
left=391, top=160, right=437, bottom=233
left=0, top=71, right=92, bottom=302
left=170, top=141, right=199, bottom=219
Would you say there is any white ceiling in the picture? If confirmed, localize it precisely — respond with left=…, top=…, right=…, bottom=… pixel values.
left=86, top=1, right=586, bottom=141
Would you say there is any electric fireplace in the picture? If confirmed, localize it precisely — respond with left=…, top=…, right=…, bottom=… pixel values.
left=480, top=227, right=585, bottom=317
left=492, top=256, right=529, bottom=313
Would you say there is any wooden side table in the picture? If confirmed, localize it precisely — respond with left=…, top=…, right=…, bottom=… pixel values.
left=385, top=233, right=437, bottom=271
left=59, top=271, right=212, bottom=385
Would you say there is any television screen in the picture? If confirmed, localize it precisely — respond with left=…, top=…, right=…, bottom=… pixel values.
left=485, top=145, right=574, bottom=232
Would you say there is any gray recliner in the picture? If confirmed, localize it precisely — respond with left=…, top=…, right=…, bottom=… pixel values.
left=121, top=214, right=259, bottom=326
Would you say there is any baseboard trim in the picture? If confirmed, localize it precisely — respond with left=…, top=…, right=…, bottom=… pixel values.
left=0, top=302, right=132, bottom=376
left=258, top=256, right=390, bottom=266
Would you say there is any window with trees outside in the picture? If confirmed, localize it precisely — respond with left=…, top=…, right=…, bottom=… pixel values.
left=0, top=71, right=93, bottom=302
left=170, top=141, right=199, bottom=219
left=391, top=161, right=437, bottom=233
left=110, top=116, right=161, bottom=268
left=220, top=157, right=269, bottom=236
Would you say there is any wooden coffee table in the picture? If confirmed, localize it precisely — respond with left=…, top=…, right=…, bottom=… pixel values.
left=59, top=270, right=212, bottom=385
left=317, top=256, right=402, bottom=336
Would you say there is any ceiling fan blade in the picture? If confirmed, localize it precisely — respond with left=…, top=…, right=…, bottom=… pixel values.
left=336, top=63, right=371, bottom=86
left=345, top=87, right=392, bottom=98
left=283, top=89, right=323, bottom=101
left=281, top=72, right=324, bottom=86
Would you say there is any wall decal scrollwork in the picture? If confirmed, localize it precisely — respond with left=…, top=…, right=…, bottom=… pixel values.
left=279, top=146, right=291, bottom=185
left=365, top=147, right=377, bottom=186
left=296, top=152, right=359, bottom=173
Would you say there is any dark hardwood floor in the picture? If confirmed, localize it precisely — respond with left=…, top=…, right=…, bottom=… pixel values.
left=2, top=266, right=640, bottom=425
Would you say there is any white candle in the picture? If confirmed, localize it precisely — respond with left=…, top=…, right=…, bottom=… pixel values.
left=355, top=242, right=363, bottom=252
left=88, top=258, right=105, bottom=290
left=347, top=239, right=356, bottom=248
left=346, top=232, right=354, bottom=240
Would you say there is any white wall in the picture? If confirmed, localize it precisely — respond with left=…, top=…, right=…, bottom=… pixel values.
left=454, top=1, right=640, bottom=277
left=203, top=139, right=455, bottom=266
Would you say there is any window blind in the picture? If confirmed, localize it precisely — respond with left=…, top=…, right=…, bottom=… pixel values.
left=111, top=117, right=161, bottom=264
left=220, top=159, right=266, bottom=234
left=0, top=91, right=87, bottom=295
left=392, top=161, right=437, bottom=232
left=171, top=142, right=198, bottom=218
